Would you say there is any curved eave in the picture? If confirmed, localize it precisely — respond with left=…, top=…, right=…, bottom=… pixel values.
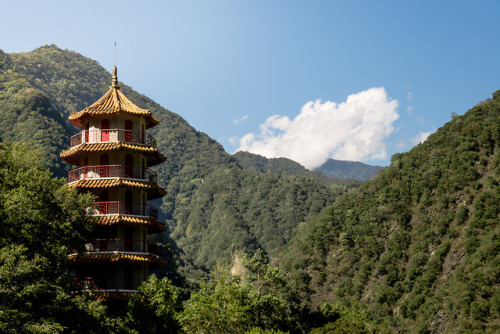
left=68, top=178, right=166, bottom=199
left=68, top=252, right=167, bottom=267
left=60, top=142, right=166, bottom=167
left=94, top=215, right=167, bottom=233
left=88, top=290, right=136, bottom=301
left=69, top=87, right=159, bottom=129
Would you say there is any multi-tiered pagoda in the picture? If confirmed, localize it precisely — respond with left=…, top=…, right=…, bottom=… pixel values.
left=61, top=66, right=167, bottom=301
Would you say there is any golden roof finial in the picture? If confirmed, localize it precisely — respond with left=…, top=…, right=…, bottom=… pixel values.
left=111, top=65, right=120, bottom=89
left=111, top=42, right=120, bottom=89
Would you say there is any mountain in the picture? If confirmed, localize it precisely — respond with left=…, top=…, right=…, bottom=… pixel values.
left=281, top=90, right=500, bottom=332
left=0, top=45, right=354, bottom=279
left=171, top=167, right=345, bottom=278
left=232, top=151, right=361, bottom=188
left=314, top=158, right=382, bottom=181
left=0, top=50, right=72, bottom=176
left=2, top=45, right=499, bottom=332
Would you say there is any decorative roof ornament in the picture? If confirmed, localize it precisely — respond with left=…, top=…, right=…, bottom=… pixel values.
left=111, top=65, right=120, bottom=89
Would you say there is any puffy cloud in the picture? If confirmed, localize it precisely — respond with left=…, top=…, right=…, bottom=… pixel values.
left=411, top=131, right=433, bottom=145
left=237, top=87, right=399, bottom=169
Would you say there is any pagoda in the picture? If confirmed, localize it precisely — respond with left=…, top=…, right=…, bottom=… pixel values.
left=61, top=66, right=167, bottom=301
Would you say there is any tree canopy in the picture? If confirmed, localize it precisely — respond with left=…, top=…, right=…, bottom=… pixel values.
left=0, top=142, right=119, bottom=333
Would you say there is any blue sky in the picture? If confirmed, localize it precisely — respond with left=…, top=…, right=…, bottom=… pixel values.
left=1, top=1, right=499, bottom=168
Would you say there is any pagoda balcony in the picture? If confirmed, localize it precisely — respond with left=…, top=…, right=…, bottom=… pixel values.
left=91, top=201, right=158, bottom=219
left=70, top=129, right=157, bottom=148
left=68, top=165, right=157, bottom=183
left=84, top=238, right=149, bottom=253
left=73, top=276, right=144, bottom=292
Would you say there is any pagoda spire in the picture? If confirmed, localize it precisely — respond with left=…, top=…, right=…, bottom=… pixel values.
left=111, top=65, right=120, bottom=89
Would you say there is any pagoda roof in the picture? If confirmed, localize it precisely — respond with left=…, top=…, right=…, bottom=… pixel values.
left=88, top=290, right=135, bottom=301
left=95, top=215, right=167, bottom=233
left=68, top=252, right=167, bottom=267
left=69, top=67, right=159, bottom=129
left=60, top=142, right=166, bottom=167
left=68, top=178, right=166, bottom=200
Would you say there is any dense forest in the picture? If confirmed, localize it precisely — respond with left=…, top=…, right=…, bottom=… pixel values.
left=282, top=91, right=500, bottom=332
left=0, top=45, right=498, bottom=333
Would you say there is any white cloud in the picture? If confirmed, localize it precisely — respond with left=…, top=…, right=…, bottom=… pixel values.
left=411, top=131, right=433, bottom=145
left=236, top=87, right=399, bottom=169
left=406, top=105, right=414, bottom=113
left=233, top=115, right=248, bottom=124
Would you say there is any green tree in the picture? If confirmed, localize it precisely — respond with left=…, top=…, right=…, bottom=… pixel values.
left=124, top=275, right=182, bottom=333
left=243, top=250, right=295, bottom=331
left=308, top=302, right=380, bottom=334
left=243, top=249, right=285, bottom=298
left=0, top=142, right=118, bottom=333
left=179, top=268, right=253, bottom=334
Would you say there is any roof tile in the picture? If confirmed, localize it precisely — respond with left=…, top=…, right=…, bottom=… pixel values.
left=60, top=142, right=166, bottom=166
left=68, top=178, right=166, bottom=198
left=69, top=87, right=159, bottom=129
left=94, top=215, right=167, bottom=232
left=68, top=252, right=167, bottom=266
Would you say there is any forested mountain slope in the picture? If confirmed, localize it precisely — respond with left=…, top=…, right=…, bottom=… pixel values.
left=171, top=167, right=344, bottom=277
left=0, top=45, right=355, bottom=278
left=282, top=91, right=500, bottom=332
left=233, top=151, right=361, bottom=188
left=314, top=158, right=382, bottom=181
left=0, top=50, right=71, bottom=176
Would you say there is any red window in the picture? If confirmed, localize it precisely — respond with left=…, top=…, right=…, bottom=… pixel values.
left=125, top=154, right=133, bottom=178
left=100, top=154, right=109, bottom=177
left=101, top=119, right=110, bottom=142
left=125, top=120, right=133, bottom=142
left=84, top=123, right=89, bottom=143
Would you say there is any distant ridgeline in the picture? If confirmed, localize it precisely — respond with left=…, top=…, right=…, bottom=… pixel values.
left=281, top=90, right=500, bottom=332
left=0, top=45, right=360, bottom=280
left=232, top=151, right=363, bottom=186
left=314, top=158, right=382, bottom=181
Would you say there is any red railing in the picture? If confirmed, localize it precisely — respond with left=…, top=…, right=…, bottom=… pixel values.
left=68, top=165, right=157, bottom=183
left=73, top=276, right=145, bottom=291
left=73, top=277, right=100, bottom=291
left=70, top=129, right=156, bottom=148
left=85, top=238, right=148, bottom=253
left=91, top=201, right=158, bottom=218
